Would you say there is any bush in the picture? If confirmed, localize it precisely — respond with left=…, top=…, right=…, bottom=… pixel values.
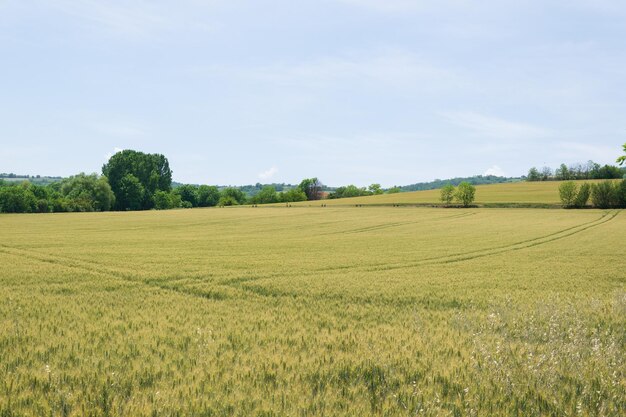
left=574, top=183, right=591, bottom=208
left=455, top=182, right=476, bottom=207
left=616, top=180, right=626, bottom=208
left=591, top=181, right=616, bottom=209
left=558, top=181, right=578, bottom=208
left=440, top=184, right=455, bottom=205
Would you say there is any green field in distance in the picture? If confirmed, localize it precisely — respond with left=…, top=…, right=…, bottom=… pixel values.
left=1, top=207, right=624, bottom=416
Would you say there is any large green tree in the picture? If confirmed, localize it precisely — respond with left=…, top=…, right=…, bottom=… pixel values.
left=102, top=150, right=172, bottom=210
left=197, top=185, right=220, bottom=207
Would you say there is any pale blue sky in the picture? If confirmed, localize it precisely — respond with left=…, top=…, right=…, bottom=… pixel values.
left=1, top=1, right=624, bottom=186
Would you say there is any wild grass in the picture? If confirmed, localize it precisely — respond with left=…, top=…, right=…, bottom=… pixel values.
left=0, top=207, right=624, bottom=416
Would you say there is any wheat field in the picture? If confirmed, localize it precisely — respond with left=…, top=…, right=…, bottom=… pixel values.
left=1, top=207, right=624, bottom=416
left=285, top=180, right=609, bottom=207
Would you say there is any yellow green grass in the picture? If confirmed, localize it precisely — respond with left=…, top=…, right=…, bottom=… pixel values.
left=0, top=207, right=624, bottom=416
left=286, top=180, right=605, bottom=207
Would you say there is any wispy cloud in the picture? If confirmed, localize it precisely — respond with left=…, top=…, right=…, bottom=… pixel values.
left=46, top=0, right=166, bottom=37
left=442, top=111, right=551, bottom=140
left=192, top=49, right=463, bottom=92
left=258, top=166, right=279, bottom=180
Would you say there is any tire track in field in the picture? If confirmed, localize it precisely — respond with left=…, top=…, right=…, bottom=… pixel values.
left=363, top=210, right=620, bottom=272
left=0, top=244, right=238, bottom=301
left=322, top=211, right=477, bottom=236
left=310, top=211, right=616, bottom=275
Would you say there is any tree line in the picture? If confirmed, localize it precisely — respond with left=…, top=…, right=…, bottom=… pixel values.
left=527, top=161, right=625, bottom=182
left=0, top=150, right=328, bottom=213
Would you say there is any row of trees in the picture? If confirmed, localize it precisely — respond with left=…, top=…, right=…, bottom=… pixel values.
left=0, top=174, right=115, bottom=213
left=558, top=180, right=626, bottom=209
left=439, top=182, right=476, bottom=207
left=527, top=161, right=625, bottom=182
left=328, top=184, right=384, bottom=199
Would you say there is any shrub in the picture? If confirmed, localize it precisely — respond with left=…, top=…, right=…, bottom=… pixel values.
left=558, top=181, right=578, bottom=208
left=440, top=184, right=455, bottom=206
left=591, top=181, right=616, bottom=209
left=574, top=183, right=591, bottom=208
left=616, top=179, right=626, bottom=208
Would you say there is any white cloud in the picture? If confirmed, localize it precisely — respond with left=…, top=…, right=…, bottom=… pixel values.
left=105, top=147, right=124, bottom=161
left=258, top=166, right=278, bottom=180
left=484, top=165, right=506, bottom=177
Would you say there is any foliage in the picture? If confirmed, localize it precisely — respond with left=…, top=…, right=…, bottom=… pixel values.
left=329, top=184, right=369, bottom=199
left=279, top=188, right=307, bottom=203
left=386, top=186, right=401, bottom=194
left=558, top=181, right=578, bottom=208
left=617, top=143, right=626, bottom=166
left=299, top=178, right=323, bottom=200
left=591, top=181, right=617, bottom=209
left=399, top=175, right=514, bottom=192
left=573, top=182, right=591, bottom=208
left=368, top=184, right=383, bottom=195
left=102, top=150, right=172, bottom=210
left=0, top=183, right=37, bottom=213
left=175, top=184, right=199, bottom=207
left=220, top=187, right=246, bottom=205
left=528, top=160, right=624, bottom=181
left=197, top=185, right=220, bottom=207
left=251, top=186, right=279, bottom=204
left=454, top=182, right=476, bottom=207
left=60, top=173, right=115, bottom=212
left=527, top=167, right=540, bottom=182
left=439, top=184, right=455, bottom=205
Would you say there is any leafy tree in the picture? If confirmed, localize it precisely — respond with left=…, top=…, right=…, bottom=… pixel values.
left=220, top=188, right=246, bottom=205
left=591, top=181, right=616, bottom=209
left=574, top=183, right=591, bottom=208
left=558, top=181, right=578, bottom=208
left=117, top=174, right=145, bottom=211
left=0, top=183, right=37, bottom=213
left=617, top=143, right=626, bottom=166
left=454, top=182, right=476, bottom=207
left=299, top=178, right=323, bottom=200
left=540, top=167, right=553, bottom=181
left=527, top=167, right=540, bottom=182
left=175, top=184, right=198, bottom=207
left=197, top=185, right=220, bottom=207
left=280, top=188, right=307, bottom=202
left=254, top=186, right=279, bottom=204
left=369, top=184, right=383, bottom=195
left=594, top=164, right=622, bottom=179
left=102, top=150, right=172, bottom=210
left=555, top=164, right=570, bottom=181
left=60, top=173, right=115, bottom=211
left=330, top=185, right=366, bottom=199
left=440, top=184, right=455, bottom=205
left=154, top=190, right=174, bottom=210
left=386, top=186, right=401, bottom=194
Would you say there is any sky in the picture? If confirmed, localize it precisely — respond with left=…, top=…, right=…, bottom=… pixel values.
left=0, top=0, right=625, bottom=187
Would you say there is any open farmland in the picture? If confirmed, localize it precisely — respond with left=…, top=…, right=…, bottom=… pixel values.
left=289, top=180, right=608, bottom=207
left=0, top=207, right=624, bottom=416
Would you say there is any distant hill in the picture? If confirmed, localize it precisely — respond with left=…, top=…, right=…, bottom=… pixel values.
left=0, top=173, right=64, bottom=186
left=397, top=175, right=520, bottom=192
